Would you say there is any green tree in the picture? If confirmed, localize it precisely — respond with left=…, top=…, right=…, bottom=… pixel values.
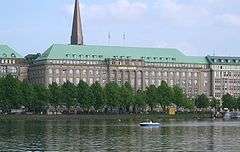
left=90, top=82, right=104, bottom=111
left=61, top=81, right=77, bottom=109
left=172, top=85, right=187, bottom=108
left=184, top=99, right=195, bottom=110
left=0, top=75, right=22, bottom=112
left=145, top=85, right=158, bottom=112
left=210, top=97, right=221, bottom=109
left=19, top=82, right=35, bottom=112
left=195, top=94, right=210, bottom=108
left=157, top=81, right=174, bottom=110
left=104, top=82, right=120, bottom=111
left=32, top=84, right=50, bottom=113
left=119, top=82, right=134, bottom=112
left=235, top=97, right=240, bottom=110
left=76, top=80, right=93, bottom=110
left=49, top=82, right=62, bottom=108
left=133, top=90, right=146, bottom=113
left=222, top=93, right=235, bottom=110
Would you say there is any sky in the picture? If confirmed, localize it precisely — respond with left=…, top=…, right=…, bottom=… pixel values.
left=1, top=0, right=240, bottom=56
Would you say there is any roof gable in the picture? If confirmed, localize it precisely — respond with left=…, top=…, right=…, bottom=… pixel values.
left=0, top=45, right=23, bottom=59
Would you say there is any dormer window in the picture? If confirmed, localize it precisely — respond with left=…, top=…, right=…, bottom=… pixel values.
left=11, top=53, right=16, bottom=58
left=72, top=54, right=77, bottom=58
left=66, top=54, right=70, bottom=58
left=2, top=53, right=7, bottom=58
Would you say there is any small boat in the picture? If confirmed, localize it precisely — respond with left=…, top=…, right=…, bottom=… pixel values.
left=139, top=121, right=161, bottom=127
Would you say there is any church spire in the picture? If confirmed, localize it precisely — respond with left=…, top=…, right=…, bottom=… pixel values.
left=71, top=0, right=83, bottom=45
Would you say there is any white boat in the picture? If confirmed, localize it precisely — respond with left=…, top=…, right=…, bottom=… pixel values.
left=139, top=121, right=161, bottom=127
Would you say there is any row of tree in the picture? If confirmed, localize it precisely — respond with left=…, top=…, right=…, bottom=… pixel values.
left=0, top=75, right=237, bottom=114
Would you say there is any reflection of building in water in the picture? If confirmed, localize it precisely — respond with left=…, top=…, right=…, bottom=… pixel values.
left=3, top=0, right=240, bottom=99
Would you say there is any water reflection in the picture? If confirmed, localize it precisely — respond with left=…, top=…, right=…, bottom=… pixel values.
left=0, top=116, right=240, bottom=151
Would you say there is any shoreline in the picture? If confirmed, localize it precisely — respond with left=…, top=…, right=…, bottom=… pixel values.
left=0, top=112, right=215, bottom=121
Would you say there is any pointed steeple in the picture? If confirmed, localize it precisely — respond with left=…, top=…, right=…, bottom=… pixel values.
left=71, top=0, right=83, bottom=45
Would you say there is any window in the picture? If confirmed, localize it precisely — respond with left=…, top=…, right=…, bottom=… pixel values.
left=164, top=72, right=167, bottom=77
left=151, top=79, right=155, bottom=85
left=69, top=78, right=73, bottom=83
left=69, top=69, right=73, bottom=74
left=145, top=71, right=149, bottom=76
left=76, top=69, right=80, bottom=74
left=89, top=70, right=93, bottom=75
left=89, top=78, right=94, bottom=85
left=49, top=77, right=53, bottom=84
left=56, top=78, right=60, bottom=84
left=11, top=53, right=16, bottom=58
left=75, top=78, right=80, bottom=84
left=182, top=72, right=186, bottom=77
left=49, top=69, right=52, bottom=74
left=96, top=70, right=99, bottom=75
left=55, top=69, right=59, bottom=74
left=194, top=80, right=198, bottom=85
left=152, top=71, right=155, bottom=76
left=145, top=79, right=149, bottom=86
left=138, top=79, right=142, bottom=86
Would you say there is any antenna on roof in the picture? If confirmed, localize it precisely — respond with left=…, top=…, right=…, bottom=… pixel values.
left=213, top=50, right=215, bottom=56
left=108, top=32, right=111, bottom=46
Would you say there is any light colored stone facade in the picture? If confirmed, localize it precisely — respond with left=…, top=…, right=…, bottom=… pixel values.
left=0, top=58, right=28, bottom=81
left=29, top=58, right=211, bottom=98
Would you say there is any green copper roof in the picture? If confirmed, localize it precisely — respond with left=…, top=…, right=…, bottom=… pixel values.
left=207, top=55, right=240, bottom=65
left=0, top=45, right=23, bottom=59
left=38, top=44, right=208, bottom=64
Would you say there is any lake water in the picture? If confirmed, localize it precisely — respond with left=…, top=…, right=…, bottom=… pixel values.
left=0, top=115, right=240, bottom=151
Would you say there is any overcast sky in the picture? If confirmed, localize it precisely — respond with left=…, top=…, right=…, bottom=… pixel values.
left=1, top=0, right=240, bottom=56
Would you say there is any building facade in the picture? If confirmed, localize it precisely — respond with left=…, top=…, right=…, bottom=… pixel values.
left=207, top=56, right=240, bottom=99
left=0, top=45, right=28, bottom=81
left=26, top=0, right=239, bottom=100
left=28, top=44, right=211, bottom=98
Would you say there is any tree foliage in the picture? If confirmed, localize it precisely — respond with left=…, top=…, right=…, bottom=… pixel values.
left=2, top=75, right=237, bottom=114
left=222, top=93, right=235, bottom=110
left=195, top=94, right=210, bottom=108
